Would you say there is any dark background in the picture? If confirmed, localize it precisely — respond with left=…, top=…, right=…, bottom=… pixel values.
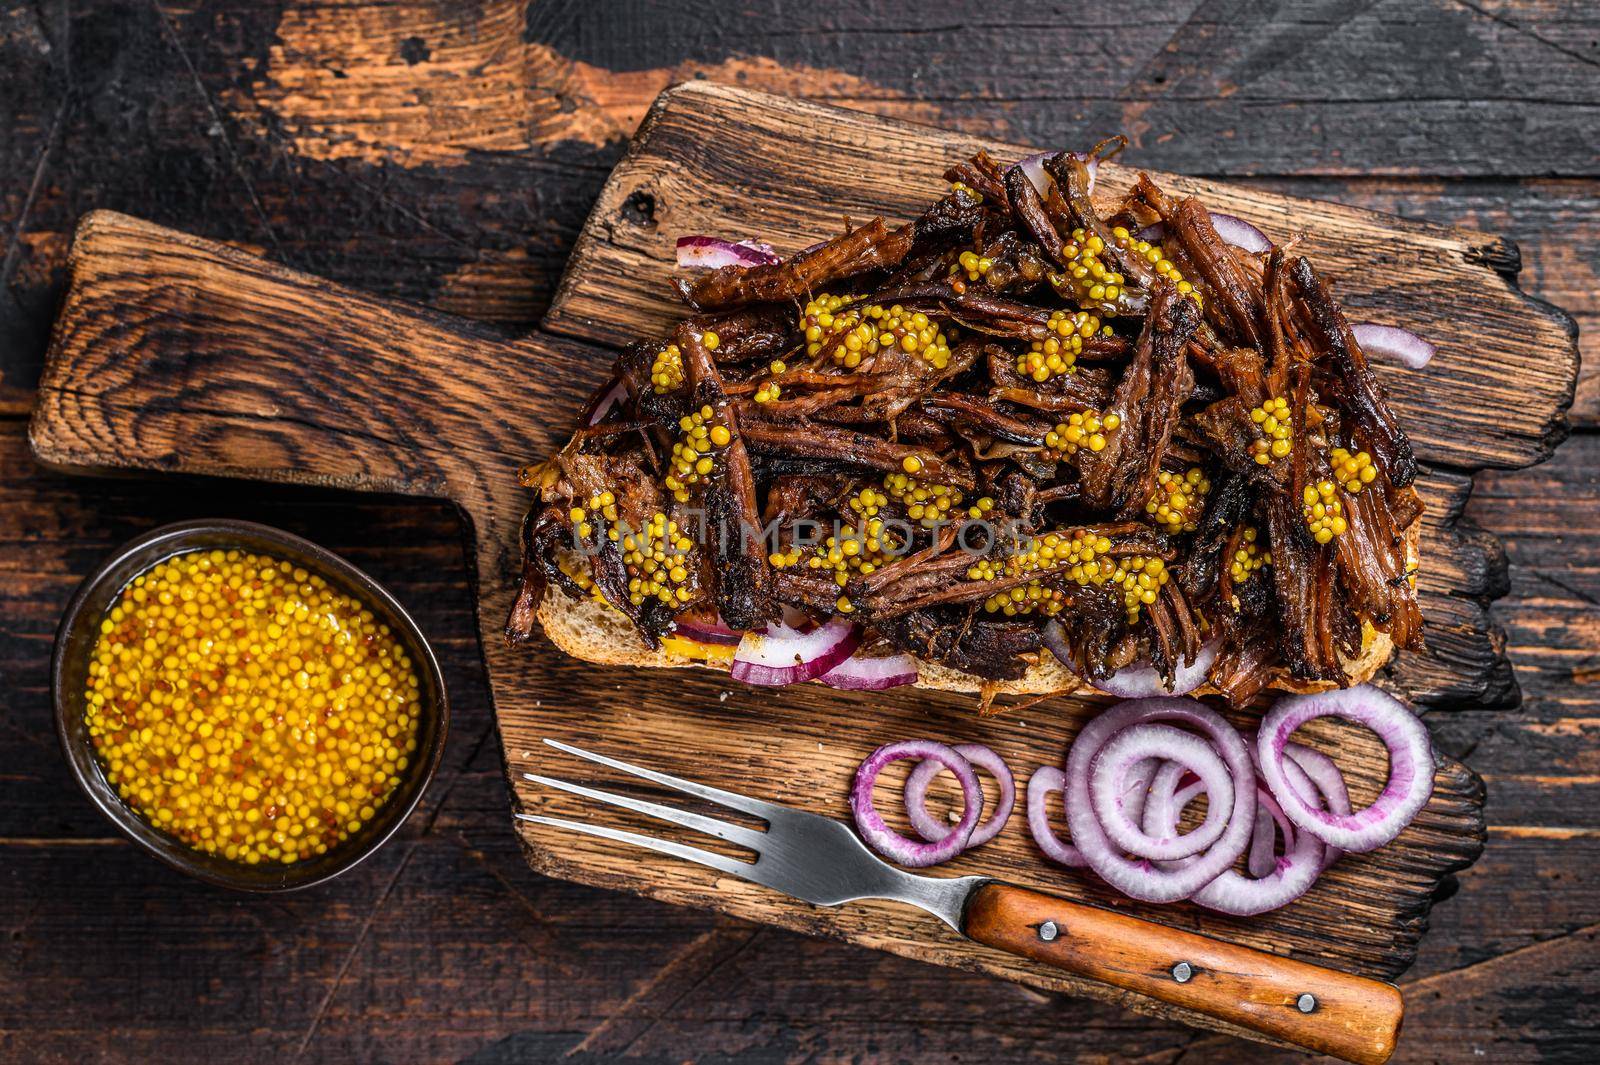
left=2, top=2, right=1596, bottom=1061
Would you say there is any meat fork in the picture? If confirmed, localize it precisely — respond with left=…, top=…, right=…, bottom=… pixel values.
left=516, top=740, right=1402, bottom=1065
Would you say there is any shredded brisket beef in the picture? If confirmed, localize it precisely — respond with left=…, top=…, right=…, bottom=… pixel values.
left=511, top=141, right=1425, bottom=703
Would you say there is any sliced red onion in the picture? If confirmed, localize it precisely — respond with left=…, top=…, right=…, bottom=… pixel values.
left=1025, top=766, right=1084, bottom=867
left=582, top=377, right=629, bottom=426
left=1193, top=789, right=1324, bottom=916
left=1116, top=757, right=1161, bottom=828
left=852, top=741, right=981, bottom=867
left=1133, top=213, right=1267, bottom=254
left=818, top=652, right=919, bottom=691
left=904, top=743, right=1013, bottom=848
left=1008, top=150, right=1097, bottom=198
left=1089, top=725, right=1234, bottom=862
left=1138, top=760, right=1202, bottom=848
left=1073, top=151, right=1101, bottom=196
left=671, top=614, right=744, bottom=647
left=1257, top=685, right=1435, bottom=853
left=730, top=618, right=862, bottom=687
left=1011, top=152, right=1051, bottom=196
left=1143, top=757, right=1325, bottom=916
left=1210, top=214, right=1271, bottom=254
left=1282, top=743, right=1352, bottom=871
left=675, top=235, right=781, bottom=271
left=1059, top=637, right=1220, bottom=699
left=1065, top=698, right=1255, bottom=903
left=1351, top=322, right=1436, bottom=369
left=1247, top=803, right=1280, bottom=879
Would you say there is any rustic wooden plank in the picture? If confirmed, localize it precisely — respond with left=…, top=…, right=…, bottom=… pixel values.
left=545, top=82, right=1577, bottom=472
left=6, top=5, right=1594, bottom=428
left=1, top=2, right=1596, bottom=1060
left=536, top=0, right=1600, bottom=179
left=2, top=419, right=1595, bottom=1063
left=26, top=212, right=1487, bottom=1048
left=0, top=0, right=623, bottom=414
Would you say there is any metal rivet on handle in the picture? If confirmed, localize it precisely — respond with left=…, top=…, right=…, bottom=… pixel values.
left=1297, top=993, right=1317, bottom=1013
left=1038, top=921, right=1059, bottom=942
left=1171, top=962, right=1194, bottom=983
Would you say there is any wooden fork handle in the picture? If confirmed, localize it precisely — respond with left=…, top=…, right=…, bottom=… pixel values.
left=962, top=883, right=1402, bottom=1065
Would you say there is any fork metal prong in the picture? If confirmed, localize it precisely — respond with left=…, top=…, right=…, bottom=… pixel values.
left=523, top=772, right=767, bottom=851
left=514, top=813, right=754, bottom=882
left=543, top=738, right=788, bottom=823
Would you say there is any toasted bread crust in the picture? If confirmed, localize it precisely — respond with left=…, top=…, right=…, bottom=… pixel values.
left=531, top=516, right=1420, bottom=700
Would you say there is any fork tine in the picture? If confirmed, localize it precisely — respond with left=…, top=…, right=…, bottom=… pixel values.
left=514, top=813, right=755, bottom=882
left=523, top=772, right=767, bottom=851
left=543, top=739, right=789, bottom=822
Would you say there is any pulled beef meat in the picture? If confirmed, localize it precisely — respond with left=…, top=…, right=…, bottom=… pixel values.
left=1077, top=285, right=1198, bottom=515
left=512, top=142, right=1427, bottom=703
left=1168, top=199, right=1266, bottom=348
left=1288, top=256, right=1418, bottom=487
left=677, top=189, right=983, bottom=310
left=874, top=609, right=1043, bottom=681
left=679, top=324, right=774, bottom=630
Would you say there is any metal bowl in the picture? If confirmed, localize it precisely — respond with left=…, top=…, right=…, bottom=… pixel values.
left=52, top=519, right=449, bottom=892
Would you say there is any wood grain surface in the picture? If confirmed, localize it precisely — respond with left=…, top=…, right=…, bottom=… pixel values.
left=3, top=2, right=1597, bottom=1062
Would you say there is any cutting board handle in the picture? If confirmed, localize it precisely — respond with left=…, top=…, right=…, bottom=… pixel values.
left=964, top=882, right=1402, bottom=1064
left=30, top=210, right=609, bottom=512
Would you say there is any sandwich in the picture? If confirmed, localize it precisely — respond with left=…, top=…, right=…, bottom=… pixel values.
left=506, top=141, right=1425, bottom=706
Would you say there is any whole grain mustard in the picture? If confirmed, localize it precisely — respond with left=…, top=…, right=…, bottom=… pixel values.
left=84, top=549, right=422, bottom=865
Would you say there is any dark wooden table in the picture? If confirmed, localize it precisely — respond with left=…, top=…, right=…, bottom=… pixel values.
left=2, top=3, right=1595, bottom=1061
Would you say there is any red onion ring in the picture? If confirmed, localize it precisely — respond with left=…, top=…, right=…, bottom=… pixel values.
left=1351, top=322, right=1436, bottom=369
left=1142, top=758, right=1325, bottom=916
left=1089, top=725, right=1234, bottom=862
left=671, top=613, right=744, bottom=646
left=818, top=652, right=919, bottom=691
left=1064, top=698, right=1255, bottom=903
left=1135, top=213, right=1268, bottom=254
left=851, top=741, right=981, bottom=867
left=1116, top=758, right=1162, bottom=828
left=1246, top=802, right=1281, bottom=879
left=1281, top=743, right=1352, bottom=870
left=1025, top=766, right=1084, bottom=867
left=730, top=618, right=862, bottom=686
left=904, top=743, right=1014, bottom=848
left=674, top=235, right=780, bottom=270
left=1194, top=790, right=1324, bottom=916
left=1083, top=638, right=1220, bottom=699
left=1257, top=685, right=1435, bottom=853
left=1011, top=152, right=1051, bottom=195
left=1137, top=760, right=1201, bottom=848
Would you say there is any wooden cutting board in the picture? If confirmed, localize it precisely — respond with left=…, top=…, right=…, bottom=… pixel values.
left=29, top=83, right=1576, bottom=1050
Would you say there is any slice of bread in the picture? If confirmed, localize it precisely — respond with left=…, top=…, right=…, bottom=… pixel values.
left=531, top=516, right=1421, bottom=699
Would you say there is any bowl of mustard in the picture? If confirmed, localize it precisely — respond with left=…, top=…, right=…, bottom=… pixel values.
left=53, top=519, right=448, bottom=891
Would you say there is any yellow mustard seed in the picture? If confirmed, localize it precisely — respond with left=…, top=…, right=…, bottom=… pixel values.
left=83, top=549, right=422, bottom=866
